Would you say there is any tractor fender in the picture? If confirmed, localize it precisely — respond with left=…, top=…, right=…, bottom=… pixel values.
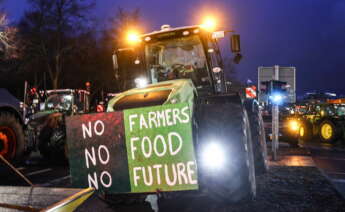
left=28, top=111, right=64, bottom=129
left=0, top=105, right=23, bottom=125
left=0, top=89, right=24, bottom=124
left=243, top=98, right=260, bottom=114
left=43, top=112, right=64, bottom=129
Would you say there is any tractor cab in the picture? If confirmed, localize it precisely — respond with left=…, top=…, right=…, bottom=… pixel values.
left=113, top=24, right=241, bottom=94
left=42, top=89, right=90, bottom=115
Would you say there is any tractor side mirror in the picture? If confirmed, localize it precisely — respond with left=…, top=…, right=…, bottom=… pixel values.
left=230, top=34, right=241, bottom=53
left=112, top=54, right=119, bottom=79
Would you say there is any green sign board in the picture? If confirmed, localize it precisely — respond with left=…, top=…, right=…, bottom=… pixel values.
left=66, top=103, right=198, bottom=193
left=124, top=103, right=198, bottom=192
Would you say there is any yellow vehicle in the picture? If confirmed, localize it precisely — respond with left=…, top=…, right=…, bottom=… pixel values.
left=297, top=101, right=345, bottom=143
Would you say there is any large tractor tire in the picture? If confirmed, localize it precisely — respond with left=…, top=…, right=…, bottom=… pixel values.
left=38, top=114, right=68, bottom=163
left=246, top=108, right=268, bottom=175
left=0, top=112, right=25, bottom=163
left=319, top=119, right=339, bottom=143
left=197, top=99, right=256, bottom=203
left=298, top=120, right=313, bottom=143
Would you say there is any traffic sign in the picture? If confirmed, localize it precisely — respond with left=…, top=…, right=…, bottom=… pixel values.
left=245, top=86, right=257, bottom=99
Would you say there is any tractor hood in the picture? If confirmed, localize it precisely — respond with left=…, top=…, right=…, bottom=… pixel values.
left=27, top=110, right=58, bottom=128
left=107, top=79, right=196, bottom=112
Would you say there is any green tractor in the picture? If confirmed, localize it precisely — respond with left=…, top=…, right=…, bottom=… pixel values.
left=27, top=89, right=90, bottom=161
left=298, top=100, right=345, bottom=144
left=66, top=22, right=267, bottom=204
left=110, top=24, right=267, bottom=201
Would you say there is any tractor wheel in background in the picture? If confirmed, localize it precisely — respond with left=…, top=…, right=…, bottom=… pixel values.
left=197, top=101, right=256, bottom=203
left=298, top=121, right=313, bottom=143
left=0, top=112, right=25, bottom=163
left=319, top=120, right=338, bottom=143
left=38, top=115, right=68, bottom=164
left=246, top=109, right=268, bottom=175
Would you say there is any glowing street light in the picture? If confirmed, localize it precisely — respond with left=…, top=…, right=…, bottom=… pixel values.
left=200, top=16, right=217, bottom=31
left=126, top=30, right=141, bottom=44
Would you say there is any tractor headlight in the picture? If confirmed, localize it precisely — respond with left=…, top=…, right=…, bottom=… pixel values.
left=288, top=120, right=299, bottom=131
left=269, top=93, right=284, bottom=105
left=134, top=77, right=148, bottom=88
left=201, top=142, right=226, bottom=170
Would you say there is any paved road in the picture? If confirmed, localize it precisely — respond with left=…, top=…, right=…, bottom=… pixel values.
left=306, top=144, right=345, bottom=199
left=0, top=154, right=70, bottom=188
left=1, top=145, right=344, bottom=211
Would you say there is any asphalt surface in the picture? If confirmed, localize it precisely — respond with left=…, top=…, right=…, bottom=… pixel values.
left=0, top=152, right=70, bottom=188
left=305, top=143, right=345, bottom=199
left=1, top=144, right=345, bottom=211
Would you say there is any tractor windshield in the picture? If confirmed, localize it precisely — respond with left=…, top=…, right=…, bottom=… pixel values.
left=336, top=105, right=345, bottom=116
left=116, top=49, right=145, bottom=91
left=45, top=94, right=72, bottom=111
left=145, top=35, right=210, bottom=86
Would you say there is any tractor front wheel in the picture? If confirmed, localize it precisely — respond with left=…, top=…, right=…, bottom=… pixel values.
left=197, top=101, right=256, bottom=203
left=246, top=108, right=268, bottom=175
left=38, top=115, right=68, bottom=163
left=0, top=112, right=25, bottom=162
left=298, top=121, right=313, bottom=143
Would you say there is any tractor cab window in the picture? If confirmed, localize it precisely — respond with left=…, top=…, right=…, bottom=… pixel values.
left=146, top=35, right=210, bottom=87
left=297, top=106, right=307, bottom=114
left=322, top=105, right=335, bottom=116
left=45, top=94, right=72, bottom=111
left=74, top=92, right=89, bottom=113
left=336, top=105, right=345, bottom=116
left=116, top=49, right=145, bottom=91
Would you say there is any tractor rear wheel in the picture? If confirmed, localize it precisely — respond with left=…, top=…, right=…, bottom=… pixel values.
left=197, top=101, right=256, bottom=203
left=0, top=112, right=25, bottom=162
left=247, top=109, right=268, bottom=175
left=319, top=120, right=338, bottom=143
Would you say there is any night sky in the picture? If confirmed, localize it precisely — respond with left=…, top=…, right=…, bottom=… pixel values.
left=4, top=0, right=345, bottom=95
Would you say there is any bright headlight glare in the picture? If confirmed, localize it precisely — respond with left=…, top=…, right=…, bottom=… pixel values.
left=269, top=93, right=284, bottom=104
left=134, top=77, right=148, bottom=88
left=201, top=142, right=226, bottom=170
left=289, top=120, right=299, bottom=131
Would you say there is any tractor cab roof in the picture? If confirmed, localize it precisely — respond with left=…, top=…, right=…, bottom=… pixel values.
left=46, top=89, right=89, bottom=95
left=142, top=25, right=200, bottom=38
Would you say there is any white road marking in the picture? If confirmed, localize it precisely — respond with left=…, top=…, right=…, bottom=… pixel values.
left=332, top=178, right=345, bottom=183
left=16, top=167, right=25, bottom=171
left=26, top=168, right=52, bottom=176
left=38, top=175, right=71, bottom=187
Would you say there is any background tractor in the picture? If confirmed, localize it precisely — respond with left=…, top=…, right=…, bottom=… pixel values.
left=106, top=22, right=268, bottom=202
left=298, top=99, right=345, bottom=144
left=27, top=89, right=90, bottom=161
